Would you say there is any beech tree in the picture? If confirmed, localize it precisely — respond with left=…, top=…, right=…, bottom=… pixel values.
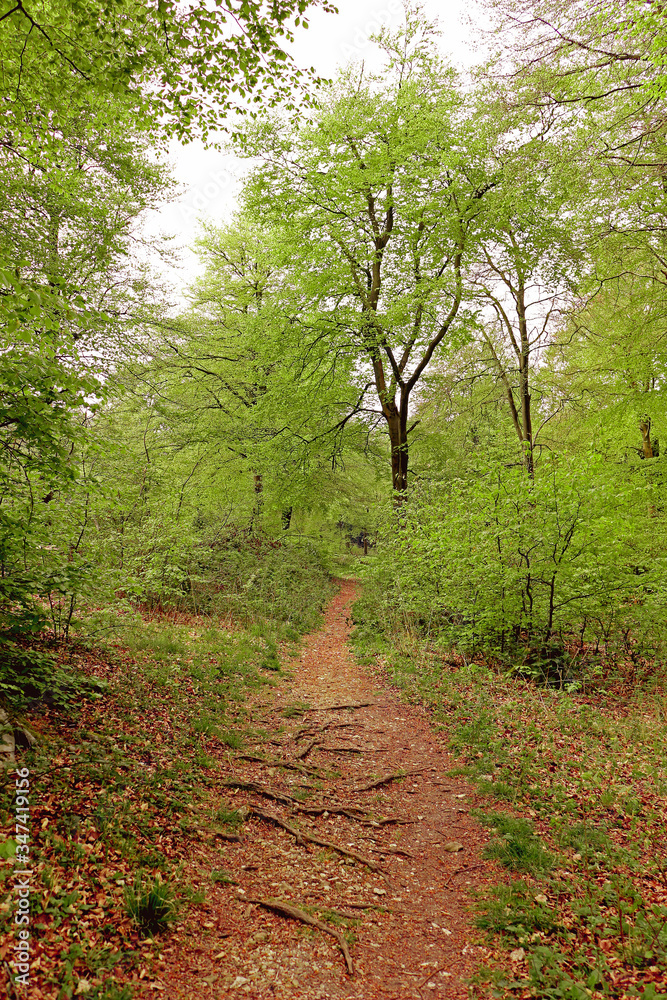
left=239, top=13, right=495, bottom=495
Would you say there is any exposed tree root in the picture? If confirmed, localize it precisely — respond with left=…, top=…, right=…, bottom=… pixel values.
left=249, top=805, right=385, bottom=873
left=294, top=739, right=319, bottom=759
left=294, top=803, right=368, bottom=820
left=294, top=721, right=357, bottom=740
left=245, top=896, right=354, bottom=975
left=304, top=702, right=375, bottom=712
left=237, top=752, right=325, bottom=778
left=221, top=778, right=294, bottom=806
left=359, top=815, right=416, bottom=827
left=352, top=768, right=425, bottom=793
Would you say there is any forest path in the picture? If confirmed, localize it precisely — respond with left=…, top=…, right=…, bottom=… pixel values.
left=159, top=579, right=497, bottom=999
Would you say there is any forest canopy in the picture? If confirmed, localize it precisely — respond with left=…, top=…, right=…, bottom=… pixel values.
left=2, top=0, right=667, bottom=664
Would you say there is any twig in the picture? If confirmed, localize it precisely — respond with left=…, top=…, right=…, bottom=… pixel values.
left=338, top=900, right=386, bottom=910
left=368, top=844, right=415, bottom=858
left=249, top=806, right=384, bottom=872
left=245, top=896, right=354, bottom=975
left=352, top=768, right=425, bottom=793
left=442, top=862, right=486, bottom=888
left=417, top=964, right=450, bottom=996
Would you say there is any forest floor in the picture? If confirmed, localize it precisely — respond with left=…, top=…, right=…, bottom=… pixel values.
left=3, top=575, right=667, bottom=999
left=156, top=577, right=499, bottom=999
left=0, top=578, right=503, bottom=1000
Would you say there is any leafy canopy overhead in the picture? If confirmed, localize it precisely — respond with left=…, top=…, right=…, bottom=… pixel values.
left=0, top=0, right=337, bottom=142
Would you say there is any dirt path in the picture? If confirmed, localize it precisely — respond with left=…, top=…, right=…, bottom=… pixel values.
left=156, top=580, right=498, bottom=999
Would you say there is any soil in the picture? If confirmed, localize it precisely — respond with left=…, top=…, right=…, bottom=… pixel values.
left=150, top=580, right=500, bottom=999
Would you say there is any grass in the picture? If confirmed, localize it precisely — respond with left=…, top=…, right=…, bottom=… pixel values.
left=351, top=610, right=667, bottom=999
left=124, top=876, right=176, bottom=935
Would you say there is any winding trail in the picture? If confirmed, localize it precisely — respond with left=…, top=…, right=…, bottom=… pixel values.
left=158, top=580, right=498, bottom=999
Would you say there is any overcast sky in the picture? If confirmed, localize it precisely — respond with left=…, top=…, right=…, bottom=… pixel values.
left=146, top=0, right=484, bottom=295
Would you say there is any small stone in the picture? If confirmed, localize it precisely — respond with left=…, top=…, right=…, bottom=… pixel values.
left=230, top=976, right=249, bottom=989
left=252, top=931, right=270, bottom=944
left=535, top=894, right=548, bottom=904
left=510, top=948, right=525, bottom=962
left=442, top=841, right=464, bottom=852
left=372, top=888, right=386, bottom=896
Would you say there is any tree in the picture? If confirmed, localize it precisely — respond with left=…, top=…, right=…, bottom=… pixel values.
left=239, top=10, right=495, bottom=496
left=0, top=0, right=336, bottom=143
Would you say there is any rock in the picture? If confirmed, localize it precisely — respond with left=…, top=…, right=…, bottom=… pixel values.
left=251, top=931, right=270, bottom=944
left=0, top=710, right=15, bottom=765
left=14, top=726, right=37, bottom=748
left=442, top=841, right=464, bottom=852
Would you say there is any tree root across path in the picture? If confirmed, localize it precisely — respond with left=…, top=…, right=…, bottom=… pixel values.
left=244, top=897, right=354, bottom=975
left=351, top=767, right=426, bottom=792
left=248, top=805, right=386, bottom=874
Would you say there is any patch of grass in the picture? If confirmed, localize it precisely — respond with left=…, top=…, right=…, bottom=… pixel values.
left=282, top=701, right=311, bottom=718
left=124, top=876, right=176, bottom=935
left=210, top=868, right=238, bottom=885
left=478, top=812, right=554, bottom=874
left=475, top=880, right=559, bottom=939
left=219, top=728, right=245, bottom=748
left=214, top=804, right=246, bottom=827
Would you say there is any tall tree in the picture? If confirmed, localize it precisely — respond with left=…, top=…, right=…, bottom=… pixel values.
left=239, top=10, right=495, bottom=495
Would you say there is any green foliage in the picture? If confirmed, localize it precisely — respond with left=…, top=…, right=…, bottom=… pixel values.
left=359, top=453, right=667, bottom=660
left=124, top=876, right=176, bottom=935
left=0, top=638, right=107, bottom=711
left=478, top=813, right=554, bottom=873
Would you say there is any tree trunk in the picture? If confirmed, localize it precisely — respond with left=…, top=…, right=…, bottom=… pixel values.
left=387, top=409, right=409, bottom=496
left=640, top=417, right=654, bottom=459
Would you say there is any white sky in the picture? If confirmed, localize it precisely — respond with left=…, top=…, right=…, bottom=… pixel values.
left=146, top=0, right=484, bottom=295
